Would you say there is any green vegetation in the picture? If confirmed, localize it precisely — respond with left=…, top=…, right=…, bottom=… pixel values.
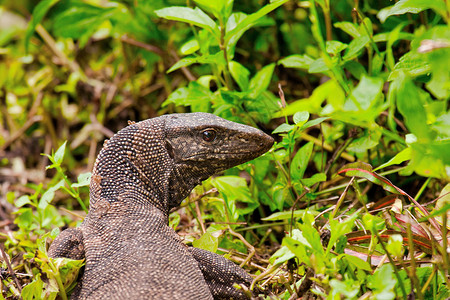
left=1, top=0, right=449, bottom=299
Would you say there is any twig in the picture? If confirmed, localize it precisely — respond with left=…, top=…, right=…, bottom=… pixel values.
left=0, top=244, right=22, bottom=293
left=0, top=115, right=43, bottom=151
left=121, top=35, right=164, bottom=55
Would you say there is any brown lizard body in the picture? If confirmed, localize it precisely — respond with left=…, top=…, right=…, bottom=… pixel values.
left=49, top=112, right=273, bottom=299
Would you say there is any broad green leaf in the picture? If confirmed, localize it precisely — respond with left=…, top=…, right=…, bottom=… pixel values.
left=343, top=35, right=370, bottom=61
left=344, top=75, right=384, bottom=112
left=347, top=128, right=382, bottom=153
left=39, top=179, right=65, bottom=210
left=54, top=141, right=67, bottom=165
left=362, top=213, right=386, bottom=232
left=278, top=54, right=314, bottom=69
left=155, top=7, right=219, bottom=37
left=343, top=253, right=372, bottom=271
left=212, top=176, right=257, bottom=215
left=367, top=264, right=396, bottom=299
left=248, top=63, right=275, bottom=98
left=228, top=61, right=250, bottom=91
left=15, top=195, right=32, bottom=207
left=300, top=117, right=330, bottom=130
left=163, top=81, right=216, bottom=108
left=329, top=278, right=360, bottom=299
left=194, top=0, right=233, bottom=24
left=326, top=40, right=348, bottom=55
left=167, top=51, right=226, bottom=73
left=308, top=58, right=328, bottom=73
left=262, top=209, right=318, bottom=221
left=388, top=51, right=431, bottom=80
left=180, top=39, right=200, bottom=55
left=24, top=0, right=60, bottom=52
left=393, top=73, right=433, bottom=140
left=225, top=0, right=288, bottom=57
left=283, top=236, right=311, bottom=265
left=21, top=274, right=44, bottom=299
left=334, top=21, right=360, bottom=38
left=72, top=172, right=92, bottom=188
left=269, top=245, right=295, bottom=265
left=291, top=142, right=313, bottom=181
left=272, top=123, right=294, bottom=134
left=193, top=232, right=219, bottom=253
left=386, top=234, right=404, bottom=257
left=374, top=148, right=412, bottom=171
left=343, top=56, right=368, bottom=80
left=293, top=111, right=309, bottom=126
left=327, top=213, right=358, bottom=254
left=53, top=4, right=116, bottom=47
left=378, top=0, right=447, bottom=23
left=300, top=173, right=326, bottom=187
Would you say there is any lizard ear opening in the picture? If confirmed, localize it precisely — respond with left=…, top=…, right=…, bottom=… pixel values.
left=164, top=140, right=175, bottom=160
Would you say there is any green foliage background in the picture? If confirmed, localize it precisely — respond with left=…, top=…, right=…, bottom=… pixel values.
left=0, top=0, right=449, bottom=299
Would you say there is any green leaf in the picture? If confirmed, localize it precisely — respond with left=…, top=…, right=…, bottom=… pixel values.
left=329, top=278, right=360, bottom=299
left=193, top=232, right=219, bottom=253
left=300, top=117, right=330, bottom=130
left=24, top=0, right=60, bottom=52
left=212, top=176, right=257, bottom=215
left=262, top=209, right=318, bottom=221
left=39, top=179, right=65, bottom=210
left=15, top=195, right=32, bottom=208
left=344, top=75, right=384, bottom=112
left=278, top=54, right=314, bottom=69
left=326, top=40, right=348, bottom=55
left=388, top=51, right=431, bottom=80
left=155, top=7, right=219, bottom=37
left=225, top=0, right=288, bottom=58
left=362, top=213, right=386, bottom=232
left=54, top=141, right=67, bottom=165
left=293, top=111, right=309, bottom=126
left=248, top=63, right=275, bottom=98
left=300, top=173, right=326, bottom=187
left=367, top=264, right=396, bottom=299
left=163, top=81, right=216, bottom=108
left=378, top=0, right=447, bottom=23
left=194, top=0, right=233, bottom=24
left=180, top=39, right=200, bottom=55
left=272, top=123, right=294, bottom=134
left=343, top=35, right=370, bottom=61
left=308, top=58, right=329, bottom=73
left=53, top=4, right=116, bottom=47
left=167, top=51, right=226, bottom=73
left=386, top=234, right=404, bottom=257
left=269, top=246, right=295, bottom=265
left=72, top=172, right=92, bottom=188
left=327, top=213, right=358, bottom=254
left=21, top=274, right=44, bottom=299
left=228, top=61, right=250, bottom=91
left=393, top=73, right=433, bottom=140
left=374, top=148, right=412, bottom=171
left=334, top=21, right=360, bottom=38
left=291, top=142, right=314, bottom=181
left=343, top=253, right=372, bottom=271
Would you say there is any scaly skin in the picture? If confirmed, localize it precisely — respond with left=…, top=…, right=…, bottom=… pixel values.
left=49, top=113, right=274, bottom=299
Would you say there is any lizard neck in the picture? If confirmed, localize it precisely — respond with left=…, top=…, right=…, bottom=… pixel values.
left=89, top=119, right=173, bottom=215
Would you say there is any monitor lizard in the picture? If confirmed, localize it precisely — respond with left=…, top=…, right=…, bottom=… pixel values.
left=48, top=112, right=274, bottom=299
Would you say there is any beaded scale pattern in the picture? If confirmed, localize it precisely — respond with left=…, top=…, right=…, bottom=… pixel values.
left=49, top=113, right=274, bottom=299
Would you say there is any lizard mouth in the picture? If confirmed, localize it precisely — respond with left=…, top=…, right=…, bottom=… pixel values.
left=183, top=150, right=267, bottom=160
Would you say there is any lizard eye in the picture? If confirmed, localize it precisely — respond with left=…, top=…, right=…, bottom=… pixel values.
left=202, top=129, right=217, bottom=142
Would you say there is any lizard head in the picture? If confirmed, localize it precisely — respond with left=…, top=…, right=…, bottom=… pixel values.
left=163, top=113, right=274, bottom=209
left=90, top=112, right=273, bottom=214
